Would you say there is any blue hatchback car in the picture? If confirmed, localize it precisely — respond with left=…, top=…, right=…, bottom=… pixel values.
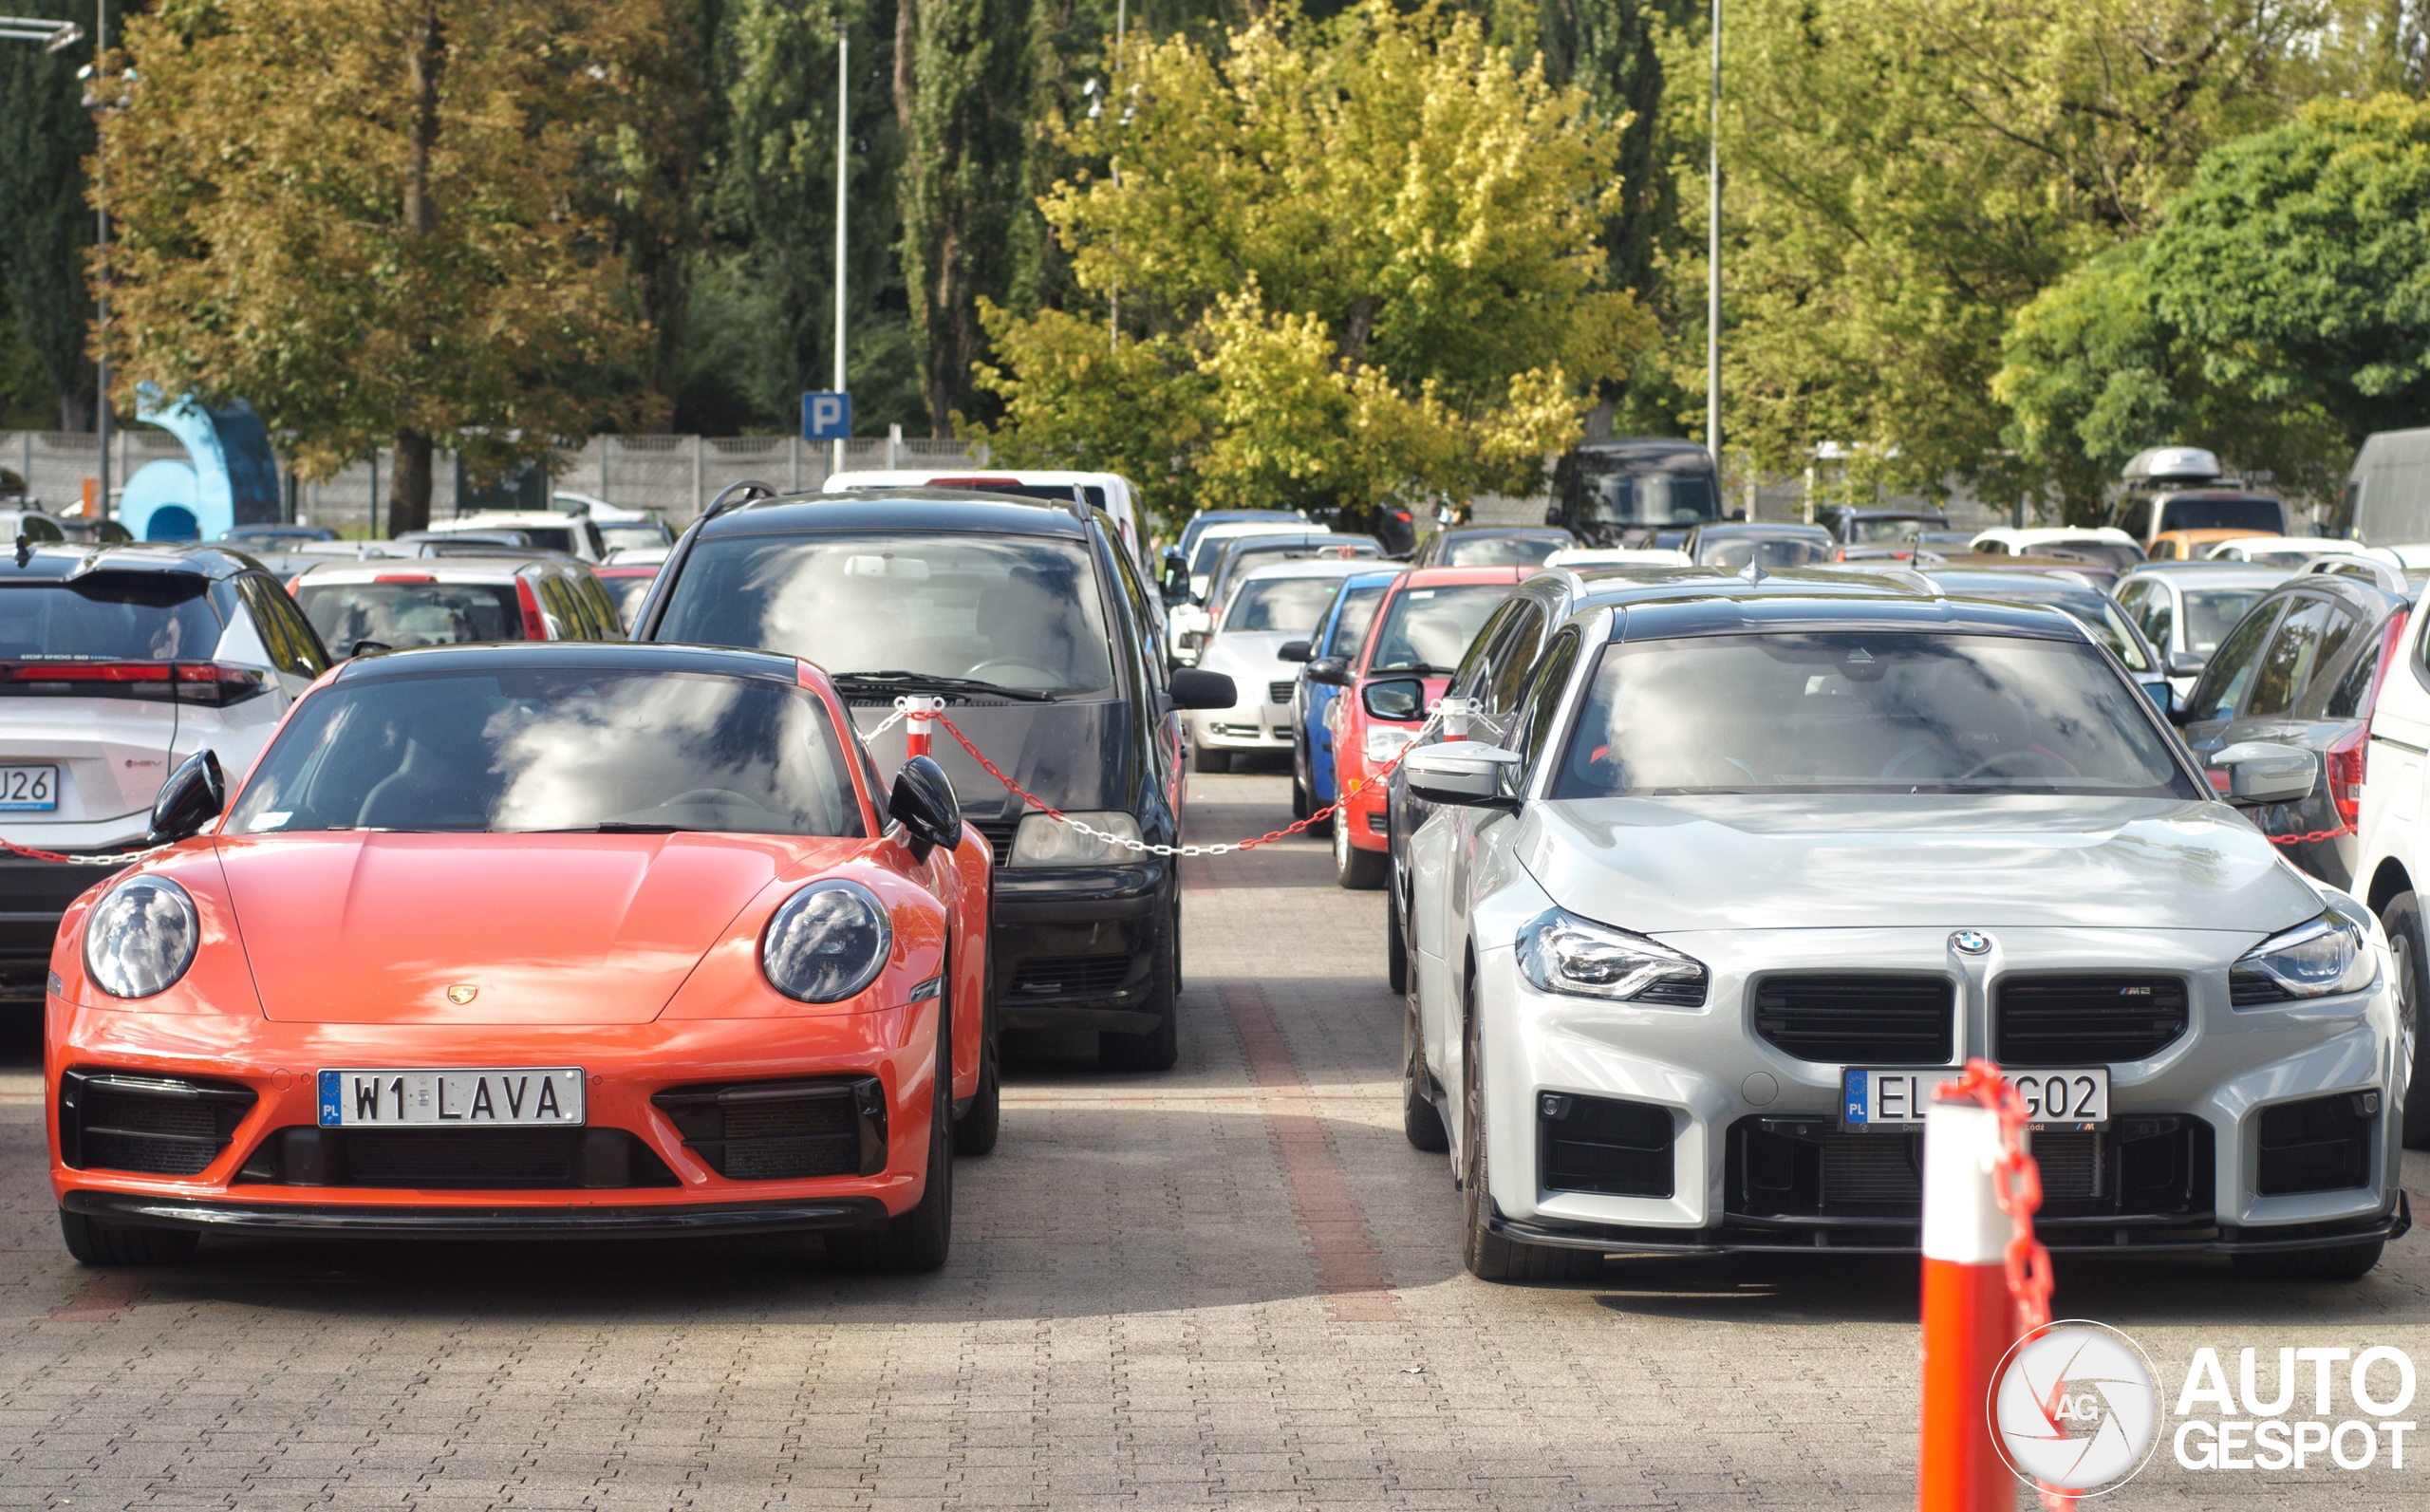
left=1287, top=568, right=1399, bottom=826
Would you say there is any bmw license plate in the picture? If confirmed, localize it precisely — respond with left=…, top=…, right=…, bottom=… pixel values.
left=0, top=765, right=59, bottom=812
left=318, top=1068, right=586, bottom=1128
left=1841, top=1067, right=2109, bottom=1130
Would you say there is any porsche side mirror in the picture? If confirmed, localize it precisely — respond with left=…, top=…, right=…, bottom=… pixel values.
left=889, top=755, right=963, bottom=862
left=1279, top=640, right=1313, bottom=663
left=1306, top=658, right=1352, bottom=687
left=1169, top=667, right=1236, bottom=711
left=2167, top=650, right=2206, bottom=678
left=146, top=749, right=226, bottom=846
left=1404, top=744, right=1523, bottom=811
left=2210, top=741, right=2317, bottom=806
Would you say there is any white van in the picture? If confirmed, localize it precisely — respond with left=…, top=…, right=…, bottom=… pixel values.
left=825, top=469, right=1146, bottom=569
left=2341, top=428, right=2430, bottom=546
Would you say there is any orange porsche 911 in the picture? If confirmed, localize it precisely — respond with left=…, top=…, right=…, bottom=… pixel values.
left=46, top=642, right=993, bottom=1273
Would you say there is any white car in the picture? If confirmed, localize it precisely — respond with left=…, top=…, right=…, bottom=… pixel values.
left=2202, top=535, right=2376, bottom=568
left=1969, top=525, right=2146, bottom=568
left=0, top=543, right=333, bottom=1009
left=1542, top=547, right=1691, bottom=569
left=421, top=511, right=608, bottom=562
left=1401, top=569, right=2409, bottom=1282
left=824, top=468, right=1146, bottom=569
left=1163, top=520, right=1330, bottom=663
left=1185, top=557, right=1381, bottom=773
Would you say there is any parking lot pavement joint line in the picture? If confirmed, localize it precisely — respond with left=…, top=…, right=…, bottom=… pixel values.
left=1218, top=980, right=1404, bottom=1324
left=46, top=1273, right=148, bottom=1322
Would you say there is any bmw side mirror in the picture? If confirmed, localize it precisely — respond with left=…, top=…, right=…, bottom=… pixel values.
left=1169, top=667, right=1236, bottom=711
left=2210, top=741, right=2317, bottom=806
left=889, top=755, right=963, bottom=862
left=1279, top=640, right=1313, bottom=663
left=146, top=749, right=226, bottom=846
left=1404, top=744, right=1523, bottom=811
left=1306, top=658, right=1352, bottom=687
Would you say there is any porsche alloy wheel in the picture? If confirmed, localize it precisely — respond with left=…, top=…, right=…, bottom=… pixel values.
left=830, top=1017, right=953, bottom=1273
left=1459, top=978, right=1597, bottom=1284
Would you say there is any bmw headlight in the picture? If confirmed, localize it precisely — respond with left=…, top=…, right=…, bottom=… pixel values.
left=83, top=875, right=200, bottom=999
left=761, top=881, right=891, bottom=1003
left=1517, top=907, right=1708, bottom=1004
left=1010, top=812, right=1144, bottom=867
left=2233, top=908, right=2378, bottom=1001
left=1365, top=727, right=1418, bottom=764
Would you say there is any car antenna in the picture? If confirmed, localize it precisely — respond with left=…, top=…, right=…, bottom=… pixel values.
left=12, top=533, right=29, bottom=569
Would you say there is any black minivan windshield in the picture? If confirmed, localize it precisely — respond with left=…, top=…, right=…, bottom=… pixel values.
left=1554, top=633, right=2196, bottom=798
left=1578, top=460, right=1721, bottom=529
left=657, top=532, right=1116, bottom=696
left=227, top=668, right=865, bottom=836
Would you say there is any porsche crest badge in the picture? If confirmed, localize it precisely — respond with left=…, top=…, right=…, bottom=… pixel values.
left=445, top=983, right=479, bottom=1005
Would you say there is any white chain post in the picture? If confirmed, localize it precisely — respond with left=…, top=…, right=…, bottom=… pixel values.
left=1429, top=696, right=1481, bottom=742
left=895, top=694, right=944, bottom=758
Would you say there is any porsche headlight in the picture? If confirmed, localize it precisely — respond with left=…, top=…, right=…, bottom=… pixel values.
left=1517, top=907, right=1708, bottom=1004
left=761, top=881, right=891, bottom=1003
left=83, top=875, right=200, bottom=999
left=2233, top=908, right=2378, bottom=1001
left=1010, top=812, right=1144, bottom=867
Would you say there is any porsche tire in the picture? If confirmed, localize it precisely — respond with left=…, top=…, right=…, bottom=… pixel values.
left=830, top=1019, right=953, bottom=1274
left=953, top=980, right=1001, bottom=1158
left=1386, top=878, right=1409, bottom=995
left=2383, top=891, right=2430, bottom=1148
left=1459, top=982, right=1597, bottom=1284
left=1335, top=813, right=1387, bottom=890
left=59, top=1209, right=197, bottom=1267
left=2232, top=1241, right=2384, bottom=1281
left=1100, top=936, right=1180, bottom=1073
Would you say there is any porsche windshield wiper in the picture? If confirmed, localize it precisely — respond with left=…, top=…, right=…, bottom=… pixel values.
left=831, top=671, right=1056, bottom=702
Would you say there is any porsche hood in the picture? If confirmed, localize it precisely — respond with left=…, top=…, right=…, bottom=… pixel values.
left=216, top=831, right=857, bottom=1024
left=1516, top=794, right=2325, bottom=939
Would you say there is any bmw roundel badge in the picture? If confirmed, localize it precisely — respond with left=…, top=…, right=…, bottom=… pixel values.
left=1950, top=931, right=1992, bottom=956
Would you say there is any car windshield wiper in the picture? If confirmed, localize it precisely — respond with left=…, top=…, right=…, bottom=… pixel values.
left=1372, top=663, right=1459, bottom=676
left=524, top=822, right=688, bottom=833
left=831, top=670, right=1056, bottom=702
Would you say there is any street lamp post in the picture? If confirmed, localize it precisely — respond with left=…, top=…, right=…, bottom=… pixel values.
left=832, top=21, right=848, bottom=475
left=1707, top=0, right=1722, bottom=488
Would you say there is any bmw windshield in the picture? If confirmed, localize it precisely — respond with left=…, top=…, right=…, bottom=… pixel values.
left=1554, top=633, right=2197, bottom=798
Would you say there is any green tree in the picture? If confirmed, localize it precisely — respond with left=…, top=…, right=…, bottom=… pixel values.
left=975, top=1, right=1650, bottom=521
left=0, top=0, right=99, bottom=431
left=102, top=0, right=689, bottom=532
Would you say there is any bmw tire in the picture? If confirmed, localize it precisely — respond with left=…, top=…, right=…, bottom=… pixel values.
left=1459, top=979, right=1598, bottom=1283
left=2383, top=891, right=2430, bottom=1148
left=830, top=1016, right=953, bottom=1273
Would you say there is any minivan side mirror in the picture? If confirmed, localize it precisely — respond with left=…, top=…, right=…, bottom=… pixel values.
left=1169, top=667, right=1237, bottom=710
left=889, top=755, right=963, bottom=862
left=1306, top=658, right=1352, bottom=687
left=146, top=749, right=227, bottom=846
left=2210, top=741, right=2317, bottom=806
left=1404, top=744, right=1523, bottom=811
left=1278, top=640, right=1313, bottom=663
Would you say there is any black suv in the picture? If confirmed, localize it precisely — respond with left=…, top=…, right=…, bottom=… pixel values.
left=638, top=486, right=1232, bottom=1072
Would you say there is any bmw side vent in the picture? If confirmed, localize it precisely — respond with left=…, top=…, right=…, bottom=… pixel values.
left=1994, top=976, right=2189, bottom=1064
left=1538, top=1093, right=1674, bottom=1198
left=2255, top=1092, right=2378, bottom=1197
left=234, top=1128, right=680, bottom=1189
left=59, top=1068, right=256, bottom=1177
left=651, top=1076, right=887, bottom=1180
left=1752, top=975, right=1953, bottom=1064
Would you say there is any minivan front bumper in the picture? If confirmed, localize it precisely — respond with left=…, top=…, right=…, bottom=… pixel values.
left=990, top=861, right=1175, bottom=1035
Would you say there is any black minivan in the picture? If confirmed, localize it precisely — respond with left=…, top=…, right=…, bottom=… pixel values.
left=638, top=486, right=1233, bottom=1075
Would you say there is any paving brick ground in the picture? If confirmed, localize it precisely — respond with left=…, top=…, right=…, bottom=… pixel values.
left=1, top=769, right=2427, bottom=1508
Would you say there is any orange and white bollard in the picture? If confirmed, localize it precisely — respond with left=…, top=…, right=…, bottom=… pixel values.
left=1431, top=696, right=1479, bottom=743
left=1918, top=1080, right=2024, bottom=1511
left=898, top=695, right=944, bottom=759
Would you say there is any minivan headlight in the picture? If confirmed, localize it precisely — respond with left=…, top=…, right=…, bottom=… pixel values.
left=1010, top=812, right=1144, bottom=867
left=2234, top=909, right=2377, bottom=1000
left=761, top=881, right=891, bottom=1002
left=84, top=875, right=200, bottom=999
left=1518, top=907, right=1708, bottom=1004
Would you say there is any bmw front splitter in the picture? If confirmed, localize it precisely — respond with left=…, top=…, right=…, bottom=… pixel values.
left=63, top=1188, right=889, bottom=1241
left=1486, top=1189, right=2411, bottom=1260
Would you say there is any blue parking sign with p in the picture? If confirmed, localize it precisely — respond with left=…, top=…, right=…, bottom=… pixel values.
left=802, top=391, right=852, bottom=439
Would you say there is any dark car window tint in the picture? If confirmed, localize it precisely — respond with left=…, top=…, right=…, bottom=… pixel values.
left=296, top=580, right=525, bottom=655
left=1324, top=584, right=1389, bottom=662
left=2301, top=607, right=2365, bottom=715
left=2178, top=586, right=2275, bottom=656
left=657, top=532, right=1116, bottom=695
left=2124, top=582, right=2173, bottom=652
left=238, top=573, right=328, bottom=677
left=2187, top=602, right=2284, bottom=722
left=2327, top=618, right=2390, bottom=719
left=1517, top=631, right=1581, bottom=786
left=0, top=572, right=222, bottom=660
left=1449, top=599, right=1524, bottom=700
left=227, top=668, right=865, bottom=838
left=2158, top=495, right=2283, bottom=533
left=1487, top=604, right=1550, bottom=714
left=2245, top=598, right=2335, bottom=718
left=1554, top=633, right=2196, bottom=799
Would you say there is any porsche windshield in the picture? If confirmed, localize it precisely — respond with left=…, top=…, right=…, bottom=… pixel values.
left=656, top=532, right=1114, bottom=695
left=225, top=668, right=865, bottom=836
left=1553, top=633, right=2197, bottom=798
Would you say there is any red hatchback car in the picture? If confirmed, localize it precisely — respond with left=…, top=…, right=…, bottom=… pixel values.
left=1318, top=567, right=1522, bottom=887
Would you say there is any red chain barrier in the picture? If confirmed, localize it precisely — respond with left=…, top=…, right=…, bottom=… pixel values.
left=933, top=711, right=1433, bottom=856
left=2265, top=825, right=2355, bottom=847
left=0, top=837, right=160, bottom=868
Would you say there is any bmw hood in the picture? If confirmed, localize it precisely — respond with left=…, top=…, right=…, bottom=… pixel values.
left=217, top=831, right=860, bottom=1024
left=1517, top=794, right=2325, bottom=937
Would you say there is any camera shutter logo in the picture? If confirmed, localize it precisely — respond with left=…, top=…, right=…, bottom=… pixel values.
left=1990, top=1321, right=2161, bottom=1494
